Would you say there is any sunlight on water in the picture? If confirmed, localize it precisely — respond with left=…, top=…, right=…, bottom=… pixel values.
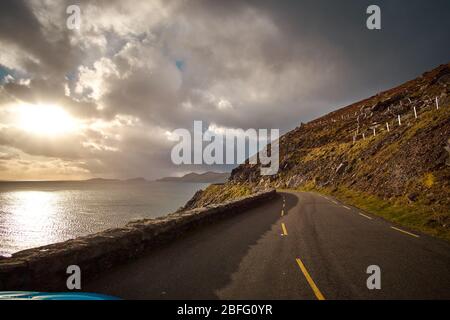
left=0, top=182, right=207, bottom=256
left=10, top=191, right=59, bottom=231
left=1, top=191, right=62, bottom=256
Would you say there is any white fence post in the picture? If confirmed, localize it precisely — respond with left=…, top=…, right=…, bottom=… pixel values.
left=363, top=133, right=366, bottom=140
left=398, top=115, right=401, bottom=126
left=436, top=97, right=439, bottom=110
left=373, top=128, right=376, bottom=136
left=414, top=106, right=417, bottom=119
left=386, top=122, right=390, bottom=132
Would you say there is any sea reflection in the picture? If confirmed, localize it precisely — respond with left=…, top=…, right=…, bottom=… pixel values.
left=0, top=181, right=208, bottom=256
left=1, top=191, right=61, bottom=256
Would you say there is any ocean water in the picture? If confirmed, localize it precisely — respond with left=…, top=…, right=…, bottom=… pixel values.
left=0, top=181, right=208, bottom=256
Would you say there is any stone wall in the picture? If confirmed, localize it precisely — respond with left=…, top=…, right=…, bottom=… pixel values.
left=0, top=189, right=276, bottom=291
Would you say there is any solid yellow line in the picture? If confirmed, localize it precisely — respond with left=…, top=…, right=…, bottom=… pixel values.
left=358, top=212, right=373, bottom=220
left=391, top=226, right=419, bottom=238
left=295, top=258, right=325, bottom=300
left=281, top=223, right=288, bottom=236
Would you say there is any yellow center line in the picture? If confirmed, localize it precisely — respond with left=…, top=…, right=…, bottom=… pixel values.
left=358, top=212, right=373, bottom=220
left=281, top=223, right=288, bottom=236
left=295, top=258, right=325, bottom=300
left=391, top=226, right=419, bottom=238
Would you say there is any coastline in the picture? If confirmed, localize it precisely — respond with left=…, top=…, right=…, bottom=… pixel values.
left=0, top=180, right=209, bottom=257
left=0, top=189, right=276, bottom=291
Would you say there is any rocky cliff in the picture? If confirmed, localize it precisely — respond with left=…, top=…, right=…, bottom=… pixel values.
left=187, top=63, right=450, bottom=240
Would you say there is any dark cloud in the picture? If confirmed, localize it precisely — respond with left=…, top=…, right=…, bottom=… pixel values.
left=0, top=0, right=81, bottom=76
left=0, top=0, right=449, bottom=179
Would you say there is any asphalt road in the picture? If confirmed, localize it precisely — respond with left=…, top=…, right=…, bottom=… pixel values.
left=85, top=191, right=450, bottom=299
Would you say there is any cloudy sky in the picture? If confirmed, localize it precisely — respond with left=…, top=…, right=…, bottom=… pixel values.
left=0, top=0, right=449, bottom=180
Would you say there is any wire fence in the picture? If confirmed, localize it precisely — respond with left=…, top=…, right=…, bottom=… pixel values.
left=351, top=95, right=445, bottom=144
left=303, top=93, right=447, bottom=144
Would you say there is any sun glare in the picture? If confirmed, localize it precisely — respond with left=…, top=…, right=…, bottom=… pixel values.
left=16, top=104, right=78, bottom=136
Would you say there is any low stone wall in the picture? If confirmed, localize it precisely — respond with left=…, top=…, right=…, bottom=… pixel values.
left=0, top=189, right=276, bottom=291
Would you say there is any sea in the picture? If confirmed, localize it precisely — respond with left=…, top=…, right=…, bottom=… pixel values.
left=0, top=181, right=208, bottom=257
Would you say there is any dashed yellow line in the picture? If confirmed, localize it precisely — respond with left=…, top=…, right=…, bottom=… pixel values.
left=281, top=209, right=284, bottom=216
left=358, top=212, right=373, bottom=220
left=391, top=226, right=419, bottom=238
left=295, top=258, right=325, bottom=300
left=281, top=223, right=288, bottom=236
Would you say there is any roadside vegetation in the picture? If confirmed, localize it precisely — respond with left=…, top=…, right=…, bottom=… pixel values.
left=181, top=183, right=254, bottom=211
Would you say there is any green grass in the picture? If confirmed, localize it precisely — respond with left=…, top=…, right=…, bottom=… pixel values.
left=194, top=183, right=254, bottom=206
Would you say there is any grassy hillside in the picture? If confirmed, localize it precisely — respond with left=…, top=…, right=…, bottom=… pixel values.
left=185, top=63, right=450, bottom=241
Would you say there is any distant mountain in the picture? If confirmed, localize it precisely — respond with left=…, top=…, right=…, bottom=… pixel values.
left=85, top=177, right=147, bottom=183
left=85, top=178, right=120, bottom=183
left=157, top=172, right=230, bottom=183
left=123, top=177, right=148, bottom=183
left=0, top=177, right=149, bottom=184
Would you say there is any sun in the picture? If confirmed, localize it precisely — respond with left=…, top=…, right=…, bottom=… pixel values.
left=16, top=104, right=78, bottom=136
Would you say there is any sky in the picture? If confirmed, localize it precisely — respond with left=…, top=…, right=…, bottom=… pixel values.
left=0, top=0, right=449, bottom=180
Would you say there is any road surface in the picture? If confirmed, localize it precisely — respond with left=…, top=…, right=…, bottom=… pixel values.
left=85, top=191, right=450, bottom=299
